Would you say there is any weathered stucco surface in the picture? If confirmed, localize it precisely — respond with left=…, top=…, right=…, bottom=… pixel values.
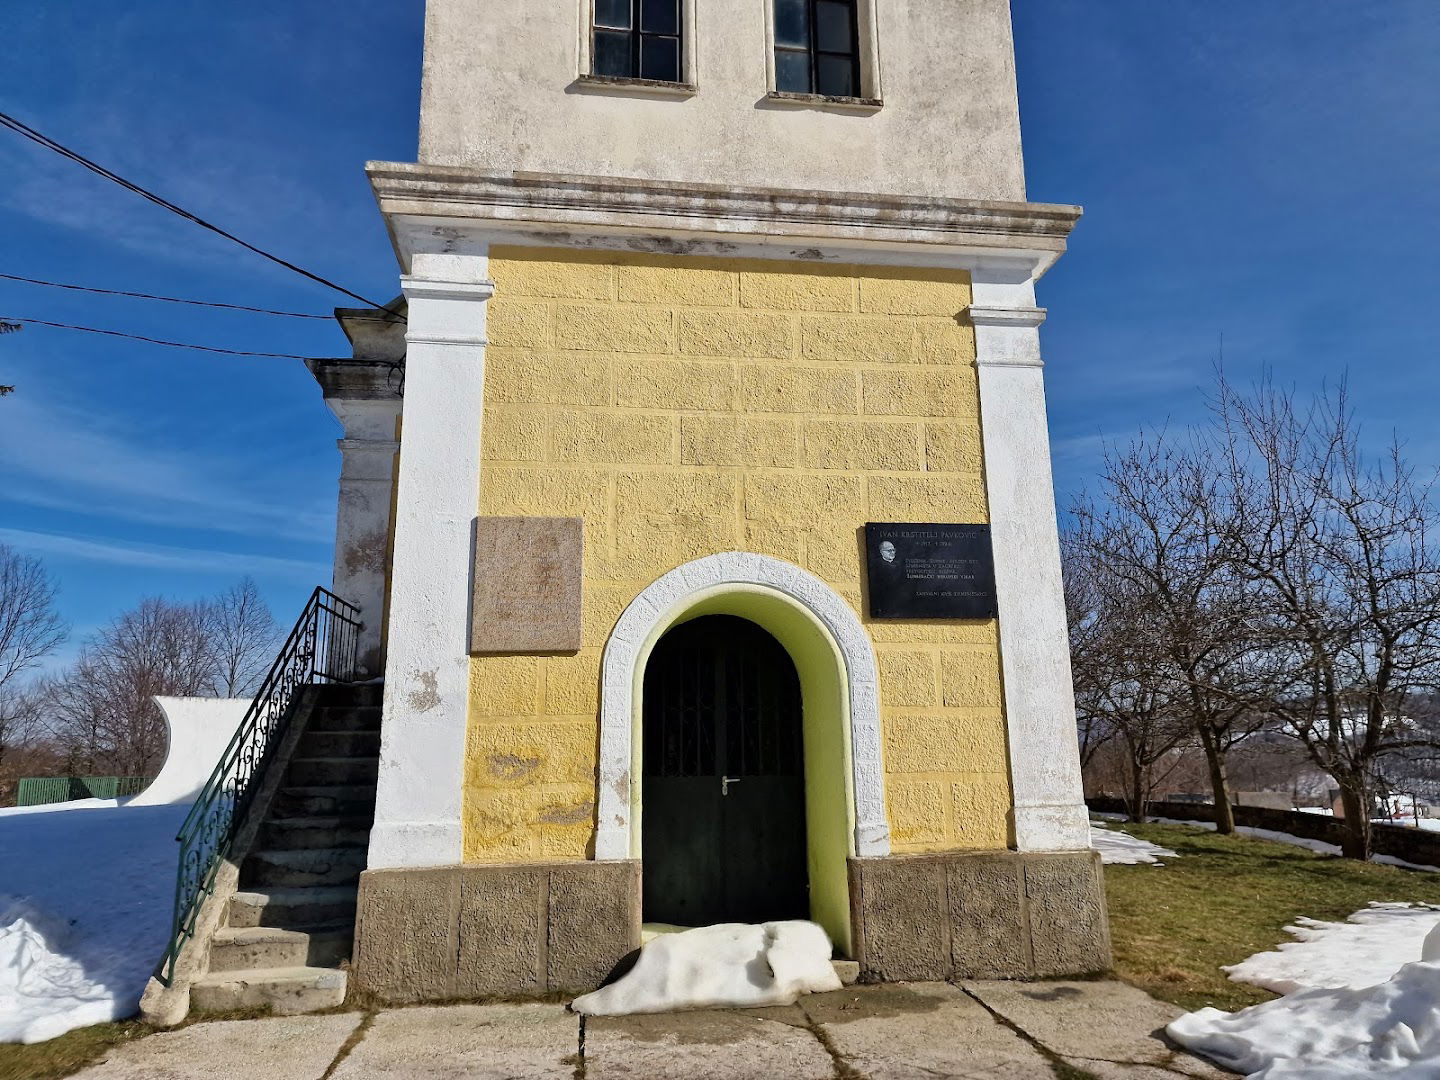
left=465, top=246, right=1012, bottom=863
left=417, top=0, right=1027, bottom=203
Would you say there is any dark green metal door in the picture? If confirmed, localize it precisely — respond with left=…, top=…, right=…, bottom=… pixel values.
left=642, top=615, right=809, bottom=926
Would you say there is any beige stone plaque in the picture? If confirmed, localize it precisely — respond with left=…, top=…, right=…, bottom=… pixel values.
left=470, top=516, right=583, bottom=654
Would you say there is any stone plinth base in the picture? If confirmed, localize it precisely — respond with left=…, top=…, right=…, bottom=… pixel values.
left=352, top=860, right=640, bottom=1003
left=848, top=850, right=1110, bottom=981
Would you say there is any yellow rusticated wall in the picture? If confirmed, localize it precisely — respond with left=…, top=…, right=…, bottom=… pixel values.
left=464, top=246, right=1011, bottom=863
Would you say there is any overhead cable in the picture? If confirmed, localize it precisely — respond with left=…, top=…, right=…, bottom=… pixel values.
left=3, top=315, right=324, bottom=360
left=0, top=110, right=399, bottom=315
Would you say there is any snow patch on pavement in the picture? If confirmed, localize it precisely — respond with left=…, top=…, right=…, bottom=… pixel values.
left=1089, top=820, right=1177, bottom=865
left=0, top=800, right=187, bottom=1043
left=570, top=920, right=842, bottom=1016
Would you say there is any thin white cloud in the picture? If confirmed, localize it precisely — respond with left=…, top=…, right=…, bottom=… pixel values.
left=0, top=527, right=326, bottom=583
left=0, top=386, right=333, bottom=543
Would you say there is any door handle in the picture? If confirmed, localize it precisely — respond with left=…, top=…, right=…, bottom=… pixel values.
left=722, top=776, right=741, bottom=796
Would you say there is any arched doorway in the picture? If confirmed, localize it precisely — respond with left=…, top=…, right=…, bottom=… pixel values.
left=597, top=552, right=892, bottom=955
left=641, top=615, right=809, bottom=926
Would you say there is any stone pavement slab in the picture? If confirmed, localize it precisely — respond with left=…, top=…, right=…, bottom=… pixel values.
left=69, top=1013, right=364, bottom=1080
left=963, top=980, right=1239, bottom=1079
left=801, top=981, right=1054, bottom=1079
left=330, top=1003, right=578, bottom=1079
left=583, top=1004, right=833, bottom=1079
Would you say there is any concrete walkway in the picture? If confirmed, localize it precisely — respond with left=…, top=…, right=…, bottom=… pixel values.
left=70, top=981, right=1239, bottom=1080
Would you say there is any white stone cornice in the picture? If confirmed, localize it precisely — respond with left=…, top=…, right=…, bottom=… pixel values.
left=398, top=277, right=495, bottom=303
left=400, top=274, right=493, bottom=349
left=337, top=437, right=400, bottom=454
left=404, top=331, right=491, bottom=348
left=967, top=305, right=1048, bottom=328
left=371, top=164, right=1081, bottom=273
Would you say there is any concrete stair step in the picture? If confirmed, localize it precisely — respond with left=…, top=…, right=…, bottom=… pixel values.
left=298, top=729, right=380, bottom=759
left=313, top=682, right=383, bottom=708
left=260, top=816, right=371, bottom=851
left=309, top=706, right=382, bottom=733
left=228, top=886, right=360, bottom=929
left=242, top=846, right=367, bottom=889
left=272, top=785, right=376, bottom=818
left=191, top=965, right=347, bottom=1015
left=286, top=756, right=379, bottom=787
left=208, top=924, right=354, bottom=972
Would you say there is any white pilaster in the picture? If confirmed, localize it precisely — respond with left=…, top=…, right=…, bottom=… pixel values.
left=326, top=399, right=400, bottom=677
left=971, top=271, right=1090, bottom=853
left=369, top=256, right=493, bottom=870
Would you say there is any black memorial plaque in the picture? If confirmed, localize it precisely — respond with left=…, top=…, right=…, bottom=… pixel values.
left=864, top=523, right=997, bottom=619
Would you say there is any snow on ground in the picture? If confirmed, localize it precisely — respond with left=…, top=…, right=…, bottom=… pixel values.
left=571, top=920, right=841, bottom=1015
left=0, top=799, right=188, bottom=1043
left=1225, top=902, right=1440, bottom=995
left=1169, top=923, right=1440, bottom=1079
left=1089, top=820, right=1177, bottom=865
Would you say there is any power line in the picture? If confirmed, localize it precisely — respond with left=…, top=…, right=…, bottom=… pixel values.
left=0, top=109, right=399, bottom=315
left=0, top=273, right=332, bottom=319
left=0, top=272, right=400, bottom=323
left=2, top=315, right=325, bottom=360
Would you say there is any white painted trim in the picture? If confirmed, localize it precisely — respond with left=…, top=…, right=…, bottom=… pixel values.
left=594, top=552, right=889, bottom=861
left=369, top=260, right=494, bottom=870
left=972, top=274, right=1090, bottom=853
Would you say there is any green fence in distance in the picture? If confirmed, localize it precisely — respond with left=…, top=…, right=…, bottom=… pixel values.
left=15, top=776, right=154, bottom=806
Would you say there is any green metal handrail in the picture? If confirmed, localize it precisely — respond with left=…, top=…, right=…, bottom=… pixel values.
left=154, top=586, right=361, bottom=985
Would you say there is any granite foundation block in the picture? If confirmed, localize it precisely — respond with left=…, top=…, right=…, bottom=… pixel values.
left=849, top=849, right=1110, bottom=982
left=353, top=859, right=640, bottom=1003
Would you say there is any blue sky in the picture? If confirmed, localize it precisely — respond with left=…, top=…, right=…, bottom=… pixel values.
left=2, top=1, right=1438, bottom=664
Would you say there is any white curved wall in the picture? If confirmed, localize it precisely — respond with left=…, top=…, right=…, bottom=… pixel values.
left=129, top=698, right=251, bottom=806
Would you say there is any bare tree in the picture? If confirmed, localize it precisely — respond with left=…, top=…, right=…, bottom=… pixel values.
left=1066, top=529, right=1194, bottom=820
left=0, top=546, right=67, bottom=781
left=206, top=577, right=281, bottom=696
left=44, top=597, right=215, bottom=775
left=1213, top=375, right=1440, bottom=858
left=40, top=580, right=282, bottom=776
left=1071, top=431, right=1274, bottom=833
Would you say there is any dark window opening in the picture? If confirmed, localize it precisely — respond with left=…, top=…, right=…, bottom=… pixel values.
left=773, top=0, right=861, bottom=97
left=593, top=0, right=683, bottom=83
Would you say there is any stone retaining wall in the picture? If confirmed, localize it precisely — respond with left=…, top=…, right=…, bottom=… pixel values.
left=1087, top=797, right=1440, bottom=868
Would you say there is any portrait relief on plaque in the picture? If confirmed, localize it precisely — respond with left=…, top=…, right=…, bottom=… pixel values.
left=863, top=522, right=998, bottom=619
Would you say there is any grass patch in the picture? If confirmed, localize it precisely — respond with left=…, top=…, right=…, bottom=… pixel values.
left=0, top=1021, right=147, bottom=1080
left=1104, top=820, right=1440, bottom=1012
